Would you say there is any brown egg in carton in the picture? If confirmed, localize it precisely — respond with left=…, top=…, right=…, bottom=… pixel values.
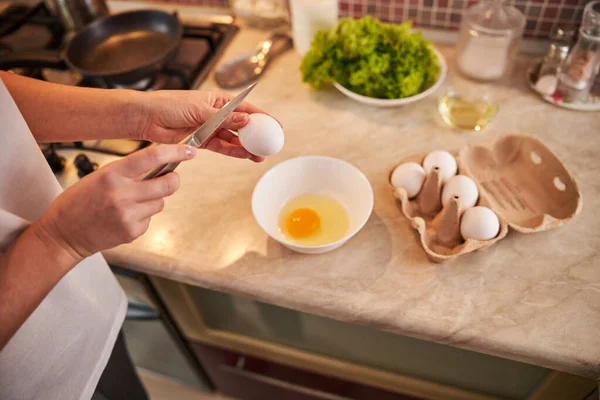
left=389, top=134, right=582, bottom=263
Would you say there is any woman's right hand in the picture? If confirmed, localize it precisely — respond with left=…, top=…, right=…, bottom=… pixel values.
left=33, top=144, right=196, bottom=263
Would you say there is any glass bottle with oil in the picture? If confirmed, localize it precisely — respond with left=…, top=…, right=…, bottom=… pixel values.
left=438, top=89, right=498, bottom=132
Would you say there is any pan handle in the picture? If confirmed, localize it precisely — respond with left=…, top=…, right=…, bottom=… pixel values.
left=0, top=51, right=67, bottom=70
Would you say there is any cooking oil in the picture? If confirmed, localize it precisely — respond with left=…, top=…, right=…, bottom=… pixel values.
left=438, top=94, right=498, bottom=131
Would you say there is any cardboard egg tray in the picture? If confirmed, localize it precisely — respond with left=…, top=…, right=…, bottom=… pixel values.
left=388, top=134, right=582, bottom=263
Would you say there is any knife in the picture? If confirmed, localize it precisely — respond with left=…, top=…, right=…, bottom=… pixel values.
left=142, top=82, right=258, bottom=180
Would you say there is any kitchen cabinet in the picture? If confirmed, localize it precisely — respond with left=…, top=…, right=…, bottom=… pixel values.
left=192, top=341, right=423, bottom=400
left=151, top=277, right=597, bottom=400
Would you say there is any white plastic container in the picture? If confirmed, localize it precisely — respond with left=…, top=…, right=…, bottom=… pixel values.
left=289, top=0, right=338, bottom=56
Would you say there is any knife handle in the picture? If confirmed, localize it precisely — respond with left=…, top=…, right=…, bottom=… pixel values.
left=141, top=161, right=182, bottom=180
left=141, top=135, right=201, bottom=181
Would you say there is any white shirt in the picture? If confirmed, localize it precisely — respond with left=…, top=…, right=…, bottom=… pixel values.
left=0, top=79, right=127, bottom=400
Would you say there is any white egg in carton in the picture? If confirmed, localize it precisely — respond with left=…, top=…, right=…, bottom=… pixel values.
left=388, top=134, right=582, bottom=263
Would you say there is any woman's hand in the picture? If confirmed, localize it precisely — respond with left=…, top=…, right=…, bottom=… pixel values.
left=0, top=72, right=275, bottom=158
left=33, top=144, right=196, bottom=262
left=135, top=90, right=271, bottom=162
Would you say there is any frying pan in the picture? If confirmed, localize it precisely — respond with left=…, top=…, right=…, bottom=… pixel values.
left=0, top=10, right=182, bottom=87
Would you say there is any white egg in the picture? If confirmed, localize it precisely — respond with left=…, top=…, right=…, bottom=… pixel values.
left=238, top=114, right=284, bottom=157
left=460, top=206, right=500, bottom=241
left=422, top=150, right=457, bottom=183
left=391, top=162, right=426, bottom=198
left=441, top=175, right=479, bottom=212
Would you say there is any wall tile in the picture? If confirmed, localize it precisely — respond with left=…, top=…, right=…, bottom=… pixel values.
left=539, top=21, right=554, bottom=33
left=528, top=5, right=541, bottom=17
left=559, top=7, right=574, bottom=20
left=149, top=0, right=587, bottom=39
left=544, top=6, right=559, bottom=19
left=525, top=19, right=538, bottom=32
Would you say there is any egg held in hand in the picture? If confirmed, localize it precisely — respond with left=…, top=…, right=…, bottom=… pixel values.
left=391, top=162, right=426, bottom=198
left=238, top=114, right=284, bottom=157
left=423, top=150, right=457, bottom=183
left=460, top=206, right=500, bottom=241
left=441, top=175, right=479, bottom=212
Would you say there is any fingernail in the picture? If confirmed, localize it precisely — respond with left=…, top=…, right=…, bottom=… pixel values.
left=232, top=113, right=248, bottom=123
left=185, top=146, right=197, bottom=159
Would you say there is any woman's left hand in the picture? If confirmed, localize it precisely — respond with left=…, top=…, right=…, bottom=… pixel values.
left=134, top=90, right=271, bottom=162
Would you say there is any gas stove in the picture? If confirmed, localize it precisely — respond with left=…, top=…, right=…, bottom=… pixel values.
left=1, top=2, right=238, bottom=188
left=40, top=141, right=148, bottom=188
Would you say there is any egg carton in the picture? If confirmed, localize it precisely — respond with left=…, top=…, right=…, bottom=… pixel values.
left=388, top=134, right=582, bottom=263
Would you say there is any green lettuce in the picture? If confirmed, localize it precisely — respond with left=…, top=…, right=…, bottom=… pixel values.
left=300, top=17, right=440, bottom=99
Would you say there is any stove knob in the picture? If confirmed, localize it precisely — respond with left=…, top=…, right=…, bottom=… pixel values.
left=42, top=147, right=65, bottom=173
left=74, top=154, right=97, bottom=177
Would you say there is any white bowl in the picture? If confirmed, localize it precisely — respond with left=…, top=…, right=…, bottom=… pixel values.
left=332, top=47, right=447, bottom=107
left=252, top=156, right=374, bottom=254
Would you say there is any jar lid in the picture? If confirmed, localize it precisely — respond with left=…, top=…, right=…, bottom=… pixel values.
left=464, top=0, right=526, bottom=38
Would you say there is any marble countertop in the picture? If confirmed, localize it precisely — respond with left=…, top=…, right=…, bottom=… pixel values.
left=104, top=26, right=600, bottom=379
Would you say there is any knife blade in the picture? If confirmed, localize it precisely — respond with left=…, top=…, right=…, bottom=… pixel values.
left=142, top=82, right=258, bottom=180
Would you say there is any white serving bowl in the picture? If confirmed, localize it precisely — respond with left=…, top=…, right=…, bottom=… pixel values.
left=333, top=47, right=447, bottom=107
left=252, top=156, right=374, bottom=254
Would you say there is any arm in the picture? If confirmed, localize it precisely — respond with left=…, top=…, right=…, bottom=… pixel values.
left=0, top=70, right=141, bottom=143
left=0, top=221, right=78, bottom=348
left=0, top=78, right=276, bottom=348
left=0, top=71, right=271, bottom=160
left=0, top=144, right=195, bottom=350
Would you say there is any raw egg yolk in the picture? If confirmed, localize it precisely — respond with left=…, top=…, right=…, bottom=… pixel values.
left=286, top=208, right=320, bottom=238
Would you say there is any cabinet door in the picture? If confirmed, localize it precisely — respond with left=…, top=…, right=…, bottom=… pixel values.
left=191, top=342, right=425, bottom=400
left=176, top=283, right=548, bottom=399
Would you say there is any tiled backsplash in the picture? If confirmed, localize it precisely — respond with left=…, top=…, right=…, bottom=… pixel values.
left=160, top=0, right=587, bottom=39
left=177, top=0, right=229, bottom=6
left=338, top=0, right=586, bottom=38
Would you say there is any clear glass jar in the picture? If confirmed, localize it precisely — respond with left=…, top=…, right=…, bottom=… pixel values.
left=533, top=26, right=575, bottom=95
left=455, top=0, right=525, bottom=82
left=231, top=0, right=289, bottom=29
left=538, top=26, right=575, bottom=78
left=556, top=0, right=600, bottom=102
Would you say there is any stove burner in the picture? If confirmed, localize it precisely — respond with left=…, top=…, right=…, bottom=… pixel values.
left=42, top=68, right=82, bottom=86
left=8, top=67, right=35, bottom=75
left=42, top=146, right=65, bottom=173
left=0, top=3, right=62, bottom=50
left=74, top=153, right=98, bottom=177
left=109, top=76, right=155, bottom=91
left=147, top=68, right=191, bottom=91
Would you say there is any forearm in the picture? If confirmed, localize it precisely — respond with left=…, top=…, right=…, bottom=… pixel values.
left=0, top=221, right=79, bottom=350
left=0, top=71, right=144, bottom=143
